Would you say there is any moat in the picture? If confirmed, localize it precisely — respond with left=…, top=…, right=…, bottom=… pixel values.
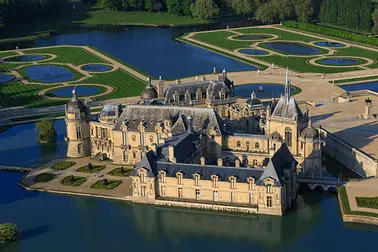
left=1, top=26, right=378, bottom=250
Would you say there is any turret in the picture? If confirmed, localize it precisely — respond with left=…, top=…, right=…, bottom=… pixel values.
left=299, top=117, right=322, bottom=174
left=65, top=88, right=91, bottom=157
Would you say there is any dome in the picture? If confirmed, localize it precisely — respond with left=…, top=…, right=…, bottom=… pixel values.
left=269, top=131, right=282, bottom=141
left=301, top=118, right=319, bottom=139
left=140, top=77, right=158, bottom=100
left=66, top=88, right=87, bottom=113
left=245, top=91, right=262, bottom=106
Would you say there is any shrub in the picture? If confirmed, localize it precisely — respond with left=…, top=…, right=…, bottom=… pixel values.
left=91, top=179, right=122, bottom=190
left=0, top=223, right=19, bottom=243
left=356, top=197, right=378, bottom=209
left=50, top=161, right=76, bottom=170
left=60, top=175, right=87, bottom=186
left=33, top=173, right=55, bottom=183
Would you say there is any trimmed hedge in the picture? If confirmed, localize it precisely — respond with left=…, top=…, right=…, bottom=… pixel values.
left=356, top=197, right=378, bottom=209
left=338, top=186, right=378, bottom=218
left=50, top=161, right=76, bottom=170
left=284, top=21, right=378, bottom=47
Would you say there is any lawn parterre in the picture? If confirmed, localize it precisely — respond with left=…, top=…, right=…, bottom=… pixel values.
left=338, top=186, right=378, bottom=218
left=91, top=179, right=122, bottom=190
left=76, top=164, right=105, bottom=173
left=109, top=167, right=134, bottom=177
left=33, top=173, right=55, bottom=183
left=356, top=197, right=378, bottom=210
left=61, top=175, right=87, bottom=186
left=50, top=161, right=76, bottom=171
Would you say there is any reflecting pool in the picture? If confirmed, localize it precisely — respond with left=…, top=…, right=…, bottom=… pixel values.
left=0, top=120, right=67, bottom=167
left=0, top=73, right=15, bottom=83
left=81, top=64, right=112, bottom=72
left=235, top=84, right=295, bottom=98
left=23, top=65, right=75, bottom=83
left=50, top=86, right=100, bottom=97
left=234, top=34, right=271, bottom=40
left=261, top=42, right=322, bottom=55
left=319, top=58, right=362, bottom=66
left=4, top=55, right=48, bottom=62
left=239, top=48, right=269, bottom=56
left=33, top=27, right=258, bottom=79
left=314, top=41, right=345, bottom=48
left=340, top=81, right=378, bottom=92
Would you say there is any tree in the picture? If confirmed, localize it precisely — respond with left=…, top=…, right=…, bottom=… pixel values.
left=255, top=1, right=277, bottom=24
left=231, top=0, right=255, bottom=16
left=35, top=120, right=56, bottom=143
left=166, top=0, right=191, bottom=16
left=128, top=0, right=145, bottom=10
left=295, top=0, right=313, bottom=23
left=191, top=0, right=219, bottom=20
left=0, top=223, right=19, bottom=243
left=372, top=8, right=378, bottom=34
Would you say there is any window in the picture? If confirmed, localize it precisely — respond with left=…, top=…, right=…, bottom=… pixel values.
left=285, top=127, right=292, bottom=147
left=77, top=144, right=82, bottom=154
left=267, top=196, right=272, bottom=207
left=90, top=127, right=94, bottom=136
left=236, top=141, right=241, bottom=148
left=213, top=191, right=218, bottom=201
left=141, top=186, right=146, bottom=197
left=132, top=152, right=137, bottom=159
left=178, top=188, right=183, bottom=198
left=75, top=111, right=80, bottom=119
left=149, top=136, right=154, bottom=143
left=76, top=125, right=82, bottom=139
left=159, top=171, right=166, bottom=183
left=195, top=189, right=200, bottom=200
left=248, top=178, right=254, bottom=190
left=122, top=132, right=127, bottom=146
left=231, top=192, right=236, bottom=203
left=101, top=128, right=107, bottom=139
left=253, top=159, right=258, bottom=167
left=249, top=193, right=253, bottom=204
left=161, top=186, right=166, bottom=197
left=266, top=184, right=272, bottom=193
left=194, top=174, right=200, bottom=186
left=177, top=172, right=183, bottom=185
left=132, top=135, right=136, bottom=142
left=229, top=177, right=236, bottom=189
left=139, top=170, right=145, bottom=183
left=246, top=142, right=250, bottom=151
left=255, top=142, right=260, bottom=149
left=211, top=175, right=218, bottom=188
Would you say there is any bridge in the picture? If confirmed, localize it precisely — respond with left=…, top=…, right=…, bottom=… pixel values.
left=0, top=165, right=32, bottom=173
left=298, top=174, right=347, bottom=192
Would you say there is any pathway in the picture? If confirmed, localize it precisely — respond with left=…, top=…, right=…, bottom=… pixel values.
left=345, top=178, right=378, bottom=214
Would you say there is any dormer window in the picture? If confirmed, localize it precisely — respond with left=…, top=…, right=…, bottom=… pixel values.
left=176, top=172, right=183, bottom=185
left=139, top=169, right=146, bottom=183
left=211, top=175, right=218, bottom=188
left=236, top=141, right=241, bottom=148
left=159, top=171, right=166, bottom=183
left=229, top=176, right=236, bottom=189
left=248, top=177, right=254, bottom=190
left=194, top=174, right=200, bottom=186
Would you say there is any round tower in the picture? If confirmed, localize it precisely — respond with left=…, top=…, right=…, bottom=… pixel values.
left=65, top=88, right=91, bottom=158
left=299, top=118, right=322, bottom=174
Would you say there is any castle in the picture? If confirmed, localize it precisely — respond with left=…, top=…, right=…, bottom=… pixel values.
left=65, top=70, right=322, bottom=216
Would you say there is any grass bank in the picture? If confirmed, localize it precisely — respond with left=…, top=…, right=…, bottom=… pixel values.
left=333, top=75, right=378, bottom=84
left=338, top=186, right=378, bottom=218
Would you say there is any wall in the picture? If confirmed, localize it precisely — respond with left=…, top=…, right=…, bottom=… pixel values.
left=320, top=128, right=378, bottom=177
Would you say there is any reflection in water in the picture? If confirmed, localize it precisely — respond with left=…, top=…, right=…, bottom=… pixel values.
left=23, top=65, right=75, bottom=83
left=262, top=42, right=321, bottom=55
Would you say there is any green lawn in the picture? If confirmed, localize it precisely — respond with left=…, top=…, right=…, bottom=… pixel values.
left=76, top=164, right=105, bottom=173
left=61, top=175, right=87, bottom=186
left=236, top=27, right=317, bottom=42
left=335, top=46, right=378, bottom=69
left=50, top=161, right=76, bottom=170
left=0, top=51, right=17, bottom=58
left=109, top=167, right=134, bottom=177
left=33, top=173, right=55, bottom=183
left=23, top=47, right=108, bottom=66
left=192, top=31, right=253, bottom=51
left=91, top=179, right=122, bottom=190
left=356, top=196, right=378, bottom=209
left=0, top=4, right=206, bottom=43
left=77, top=69, right=146, bottom=100
left=338, top=186, right=378, bottom=218
left=333, top=75, right=378, bottom=84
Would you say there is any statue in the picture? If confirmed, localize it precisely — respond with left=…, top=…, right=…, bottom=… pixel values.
left=159, top=76, right=162, bottom=81
left=195, top=76, right=198, bottom=81
left=257, top=69, right=260, bottom=75
left=213, top=66, right=216, bottom=74
left=227, top=26, right=229, bottom=30
left=271, top=63, right=274, bottom=69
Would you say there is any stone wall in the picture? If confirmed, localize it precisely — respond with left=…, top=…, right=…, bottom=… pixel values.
left=320, top=128, right=378, bottom=177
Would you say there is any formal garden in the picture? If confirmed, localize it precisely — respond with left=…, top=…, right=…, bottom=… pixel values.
left=61, top=175, right=87, bottom=186
left=109, top=167, right=134, bottom=177
left=76, top=163, right=105, bottom=173
left=183, top=25, right=378, bottom=74
left=33, top=173, right=55, bottom=183
left=0, top=45, right=147, bottom=108
left=50, top=161, right=76, bottom=171
left=91, top=179, right=122, bottom=190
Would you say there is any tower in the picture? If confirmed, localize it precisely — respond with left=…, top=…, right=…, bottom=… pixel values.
left=299, top=118, right=322, bottom=174
left=65, top=88, right=91, bottom=158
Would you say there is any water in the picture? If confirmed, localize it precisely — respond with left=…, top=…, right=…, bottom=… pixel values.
left=239, top=49, right=269, bottom=56
left=51, top=86, right=100, bottom=97
left=0, top=73, right=15, bottom=83
left=319, top=58, right=361, bottom=66
left=0, top=171, right=377, bottom=252
left=234, top=34, right=270, bottom=40
left=340, top=81, right=378, bottom=92
left=81, top=64, right=112, bottom=72
left=0, top=120, right=67, bottom=167
left=262, top=42, right=322, bottom=55
left=235, top=84, right=295, bottom=98
left=32, top=27, right=257, bottom=79
left=314, top=41, right=345, bottom=48
left=4, top=55, right=47, bottom=62
left=23, top=65, right=75, bottom=83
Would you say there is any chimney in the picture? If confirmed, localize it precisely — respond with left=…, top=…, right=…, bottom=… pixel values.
left=217, top=158, right=223, bottom=167
left=150, top=144, right=157, bottom=155
left=235, top=159, right=240, bottom=168
left=200, top=156, right=205, bottom=165
left=168, top=145, right=176, bottom=163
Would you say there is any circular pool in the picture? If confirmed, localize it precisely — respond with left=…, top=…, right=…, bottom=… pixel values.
left=0, top=73, right=15, bottom=83
left=239, top=49, right=269, bottom=56
left=23, top=65, right=75, bottom=83
left=5, top=55, right=48, bottom=62
left=261, top=42, right=322, bottom=55
left=81, top=64, right=113, bottom=72
left=317, top=58, right=363, bottom=66
left=49, top=86, right=101, bottom=97
left=233, top=34, right=272, bottom=41
left=235, top=84, right=296, bottom=99
left=314, top=41, right=345, bottom=48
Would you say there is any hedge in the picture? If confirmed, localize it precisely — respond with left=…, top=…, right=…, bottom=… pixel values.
left=283, top=21, right=378, bottom=47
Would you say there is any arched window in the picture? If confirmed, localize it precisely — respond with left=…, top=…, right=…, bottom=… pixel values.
left=132, top=135, right=136, bottom=142
left=236, top=141, right=241, bottom=148
left=246, top=142, right=250, bottom=151
left=149, top=136, right=154, bottom=143
left=285, top=127, right=292, bottom=147
left=132, top=151, right=137, bottom=159
left=255, top=142, right=259, bottom=149
left=253, top=159, right=258, bottom=166
left=77, top=144, right=82, bottom=154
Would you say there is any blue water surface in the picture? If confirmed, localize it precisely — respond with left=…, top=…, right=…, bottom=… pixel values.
left=5, top=55, right=47, bottom=62
left=340, top=81, right=378, bottom=92
left=320, top=58, right=361, bottom=66
left=262, top=42, right=322, bottom=55
left=81, top=64, right=112, bottom=72
left=51, top=86, right=100, bottom=97
left=23, top=65, right=75, bottom=83
left=0, top=73, right=15, bottom=83
left=314, top=41, right=345, bottom=48
left=239, top=49, right=269, bottom=56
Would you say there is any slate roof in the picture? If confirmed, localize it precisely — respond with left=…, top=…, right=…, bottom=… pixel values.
left=132, top=150, right=157, bottom=177
left=114, top=105, right=224, bottom=134
left=271, top=96, right=304, bottom=120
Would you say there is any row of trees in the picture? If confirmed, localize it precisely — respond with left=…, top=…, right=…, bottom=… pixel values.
left=0, top=0, right=63, bottom=27
left=319, top=0, right=372, bottom=32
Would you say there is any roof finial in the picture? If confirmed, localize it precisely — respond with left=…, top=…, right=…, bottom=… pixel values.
left=284, top=67, right=291, bottom=103
left=251, top=90, right=256, bottom=99
left=308, top=117, right=312, bottom=128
